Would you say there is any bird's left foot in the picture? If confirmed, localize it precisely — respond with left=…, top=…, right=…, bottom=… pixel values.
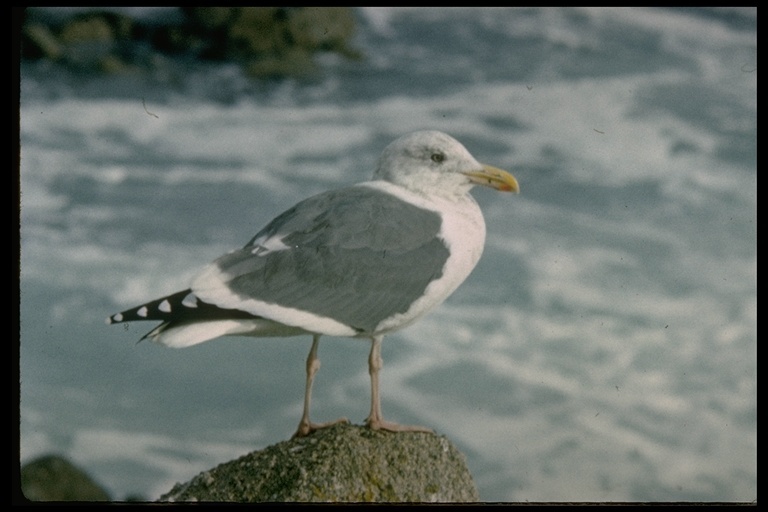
left=365, top=417, right=433, bottom=434
left=292, top=417, right=349, bottom=438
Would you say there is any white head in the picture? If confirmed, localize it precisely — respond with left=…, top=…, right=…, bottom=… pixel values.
left=373, top=131, right=518, bottom=198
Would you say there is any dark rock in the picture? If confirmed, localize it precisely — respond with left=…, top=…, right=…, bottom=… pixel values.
left=21, top=454, right=111, bottom=502
left=21, top=22, right=63, bottom=61
left=21, top=7, right=361, bottom=79
left=179, top=7, right=361, bottom=78
left=287, top=7, right=361, bottom=59
left=160, top=423, right=479, bottom=503
left=21, top=10, right=139, bottom=73
left=57, top=11, right=133, bottom=45
left=244, top=49, right=318, bottom=80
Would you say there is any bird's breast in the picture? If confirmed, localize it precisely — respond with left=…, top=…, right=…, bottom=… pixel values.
left=370, top=191, right=487, bottom=334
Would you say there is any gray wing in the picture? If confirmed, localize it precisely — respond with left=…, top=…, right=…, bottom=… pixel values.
left=195, top=185, right=450, bottom=334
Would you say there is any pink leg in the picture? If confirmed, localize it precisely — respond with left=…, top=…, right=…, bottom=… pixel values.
left=364, top=335, right=432, bottom=433
left=293, top=335, right=348, bottom=437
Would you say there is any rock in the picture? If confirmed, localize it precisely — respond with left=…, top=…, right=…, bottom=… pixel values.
left=226, top=7, right=291, bottom=57
left=21, top=454, right=111, bottom=502
left=181, top=7, right=361, bottom=78
left=287, top=7, right=361, bottom=59
left=244, top=49, right=317, bottom=80
left=21, top=7, right=361, bottom=79
left=58, top=12, right=120, bottom=45
left=160, top=423, right=479, bottom=503
left=21, top=22, right=64, bottom=61
left=21, top=10, right=138, bottom=73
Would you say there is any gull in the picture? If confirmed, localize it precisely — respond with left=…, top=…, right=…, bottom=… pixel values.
left=107, top=130, right=519, bottom=437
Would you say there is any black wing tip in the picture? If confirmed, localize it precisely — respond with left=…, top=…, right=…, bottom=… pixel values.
left=106, top=289, right=195, bottom=325
left=107, top=288, right=262, bottom=328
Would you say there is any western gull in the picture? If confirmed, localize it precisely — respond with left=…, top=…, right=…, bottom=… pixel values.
left=107, top=130, right=519, bottom=437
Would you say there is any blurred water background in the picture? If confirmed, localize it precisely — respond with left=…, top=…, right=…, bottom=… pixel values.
left=19, top=7, right=756, bottom=502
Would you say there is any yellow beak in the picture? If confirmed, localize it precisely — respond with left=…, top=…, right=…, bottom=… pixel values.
left=463, top=164, right=519, bottom=193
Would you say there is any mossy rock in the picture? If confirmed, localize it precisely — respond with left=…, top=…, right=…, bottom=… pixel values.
left=21, top=455, right=111, bottom=502
left=161, top=423, right=479, bottom=503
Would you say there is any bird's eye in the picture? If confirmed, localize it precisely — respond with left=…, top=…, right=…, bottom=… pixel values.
left=431, top=153, right=445, bottom=163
